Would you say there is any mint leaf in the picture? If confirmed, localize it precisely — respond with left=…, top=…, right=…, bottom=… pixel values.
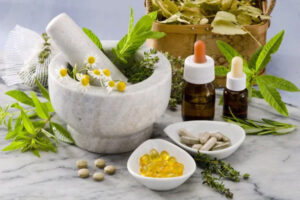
left=256, top=76, right=288, bottom=117
left=113, top=10, right=165, bottom=64
left=256, top=30, right=285, bottom=72
left=83, top=27, right=103, bottom=51
left=258, top=75, right=300, bottom=92
left=6, top=90, right=34, bottom=107
left=21, top=110, right=36, bottom=134
left=51, top=122, right=75, bottom=144
left=36, top=79, right=50, bottom=101
left=215, top=66, right=229, bottom=76
left=31, top=92, right=49, bottom=120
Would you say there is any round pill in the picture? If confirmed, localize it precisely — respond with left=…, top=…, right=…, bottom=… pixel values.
left=104, top=165, right=116, bottom=175
left=76, top=160, right=88, bottom=169
left=94, top=159, right=106, bottom=169
left=78, top=168, right=89, bottom=178
left=93, top=172, right=104, bottom=181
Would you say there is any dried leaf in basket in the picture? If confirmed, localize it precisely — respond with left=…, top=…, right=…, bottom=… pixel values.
left=211, top=11, right=247, bottom=35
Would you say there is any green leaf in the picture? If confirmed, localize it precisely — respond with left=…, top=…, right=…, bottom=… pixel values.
left=215, top=66, right=229, bottom=76
left=252, top=88, right=263, bottom=98
left=36, top=79, right=50, bottom=101
left=31, top=92, right=49, bottom=120
left=43, top=102, right=55, bottom=113
left=2, top=141, right=25, bottom=151
left=248, top=47, right=263, bottom=70
left=256, top=30, right=285, bottom=72
left=256, top=76, right=289, bottom=117
left=258, top=75, right=300, bottom=92
left=32, top=149, right=40, bottom=157
left=83, top=27, right=103, bottom=51
left=216, top=40, right=241, bottom=64
left=113, top=10, right=165, bottom=64
left=21, top=110, right=36, bottom=134
left=5, top=90, right=34, bottom=107
left=50, top=122, right=75, bottom=144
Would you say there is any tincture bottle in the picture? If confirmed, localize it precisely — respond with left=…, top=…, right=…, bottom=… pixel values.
left=223, top=56, right=248, bottom=119
left=182, top=40, right=215, bottom=121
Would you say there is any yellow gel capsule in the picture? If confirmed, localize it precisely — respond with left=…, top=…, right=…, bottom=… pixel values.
left=160, top=150, right=170, bottom=161
left=168, top=156, right=177, bottom=164
left=150, top=148, right=159, bottom=160
left=139, top=154, right=150, bottom=166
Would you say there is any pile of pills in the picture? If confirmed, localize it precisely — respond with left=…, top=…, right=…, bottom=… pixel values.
left=76, top=158, right=116, bottom=182
left=139, top=148, right=184, bottom=178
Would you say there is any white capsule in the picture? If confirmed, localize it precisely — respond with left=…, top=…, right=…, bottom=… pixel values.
left=201, top=137, right=217, bottom=151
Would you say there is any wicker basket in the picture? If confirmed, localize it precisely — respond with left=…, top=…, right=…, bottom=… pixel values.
left=145, top=0, right=276, bottom=87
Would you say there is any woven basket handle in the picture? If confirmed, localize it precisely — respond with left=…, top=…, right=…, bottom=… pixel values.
left=262, top=0, right=276, bottom=15
left=145, top=0, right=276, bottom=15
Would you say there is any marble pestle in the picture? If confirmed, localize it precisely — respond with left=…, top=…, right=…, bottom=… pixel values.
left=46, top=13, right=127, bottom=81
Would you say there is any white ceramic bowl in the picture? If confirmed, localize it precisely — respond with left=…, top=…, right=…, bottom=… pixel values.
left=127, top=139, right=196, bottom=191
left=48, top=41, right=171, bottom=153
left=164, top=121, right=246, bottom=159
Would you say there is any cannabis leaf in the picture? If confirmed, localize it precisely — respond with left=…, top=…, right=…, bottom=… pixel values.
left=83, top=27, right=103, bottom=51
left=112, top=8, right=165, bottom=64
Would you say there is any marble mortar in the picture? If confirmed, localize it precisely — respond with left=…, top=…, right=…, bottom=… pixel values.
left=48, top=41, right=172, bottom=153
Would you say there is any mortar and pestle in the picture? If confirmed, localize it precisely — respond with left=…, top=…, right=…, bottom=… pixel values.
left=46, top=13, right=171, bottom=153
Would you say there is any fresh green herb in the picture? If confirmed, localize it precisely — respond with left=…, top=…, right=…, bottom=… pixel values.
left=38, top=33, right=51, bottom=64
left=125, top=49, right=159, bottom=83
left=82, top=27, right=103, bottom=51
left=112, top=8, right=165, bottom=65
left=215, top=30, right=300, bottom=117
left=224, top=116, right=297, bottom=135
left=194, top=153, right=249, bottom=199
left=164, top=52, right=184, bottom=110
left=0, top=80, right=75, bottom=157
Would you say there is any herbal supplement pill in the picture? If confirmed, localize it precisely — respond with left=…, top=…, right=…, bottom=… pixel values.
left=94, top=159, right=106, bottom=169
left=93, top=172, right=104, bottom=181
left=180, top=136, right=199, bottom=145
left=104, top=165, right=116, bottom=175
left=212, top=142, right=231, bottom=151
left=150, top=148, right=159, bottom=160
left=78, top=168, right=89, bottom=178
left=201, top=137, right=217, bottom=151
left=192, top=144, right=203, bottom=150
left=160, top=151, right=170, bottom=161
left=178, top=129, right=194, bottom=138
left=199, top=132, right=210, bottom=144
left=76, top=160, right=88, bottom=169
left=209, top=132, right=223, bottom=140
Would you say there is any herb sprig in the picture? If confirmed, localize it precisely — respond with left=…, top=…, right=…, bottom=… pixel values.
left=194, top=153, right=249, bottom=199
left=0, top=80, right=75, bottom=157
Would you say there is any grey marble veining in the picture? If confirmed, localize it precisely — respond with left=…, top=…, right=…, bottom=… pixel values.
left=0, top=76, right=300, bottom=199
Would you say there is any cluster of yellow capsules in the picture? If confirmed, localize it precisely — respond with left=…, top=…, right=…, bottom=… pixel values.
left=139, top=148, right=184, bottom=178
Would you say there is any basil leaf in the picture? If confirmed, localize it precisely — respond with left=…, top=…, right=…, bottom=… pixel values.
left=51, top=122, right=75, bottom=144
left=31, top=92, right=49, bottom=120
left=256, top=76, right=288, bottom=117
left=83, top=27, right=103, bottom=51
left=5, top=90, right=34, bottom=107
left=258, top=75, right=300, bottom=92
left=215, top=66, right=229, bottom=76
left=256, top=30, right=285, bottom=72
left=36, top=79, right=50, bottom=101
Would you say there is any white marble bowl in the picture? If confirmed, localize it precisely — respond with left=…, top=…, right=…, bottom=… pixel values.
left=164, top=121, right=246, bottom=159
left=127, top=139, right=196, bottom=191
left=48, top=41, right=171, bottom=153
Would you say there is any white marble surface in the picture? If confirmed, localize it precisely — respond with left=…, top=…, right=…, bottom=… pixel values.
left=1, top=76, right=300, bottom=199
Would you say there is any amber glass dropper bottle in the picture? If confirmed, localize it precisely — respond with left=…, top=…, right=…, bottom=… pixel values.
left=182, top=40, right=216, bottom=121
left=223, top=56, right=248, bottom=119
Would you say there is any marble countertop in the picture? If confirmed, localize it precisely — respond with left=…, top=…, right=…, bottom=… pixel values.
left=1, top=79, right=300, bottom=200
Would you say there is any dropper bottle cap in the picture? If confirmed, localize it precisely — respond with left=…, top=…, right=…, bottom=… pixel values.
left=184, top=40, right=215, bottom=84
left=226, top=57, right=246, bottom=91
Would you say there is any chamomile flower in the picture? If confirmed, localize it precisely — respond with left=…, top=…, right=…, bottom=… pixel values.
left=116, top=81, right=126, bottom=92
left=104, top=80, right=127, bottom=93
left=56, top=66, right=68, bottom=80
left=85, top=55, right=98, bottom=68
left=76, top=73, right=90, bottom=91
left=102, top=68, right=111, bottom=77
left=87, top=68, right=104, bottom=87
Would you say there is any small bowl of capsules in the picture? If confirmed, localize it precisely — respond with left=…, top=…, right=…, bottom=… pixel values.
left=164, top=121, right=246, bottom=159
left=127, top=139, right=196, bottom=191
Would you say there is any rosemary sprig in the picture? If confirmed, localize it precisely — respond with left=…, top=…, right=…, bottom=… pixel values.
left=224, top=116, right=297, bottom=135
left=194, top=153, right=249, bottom=199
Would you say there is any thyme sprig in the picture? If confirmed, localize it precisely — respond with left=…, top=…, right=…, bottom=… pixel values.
left=38, top=33, right=51, bottom=64
left=194, top=153, right=249, bottom=199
